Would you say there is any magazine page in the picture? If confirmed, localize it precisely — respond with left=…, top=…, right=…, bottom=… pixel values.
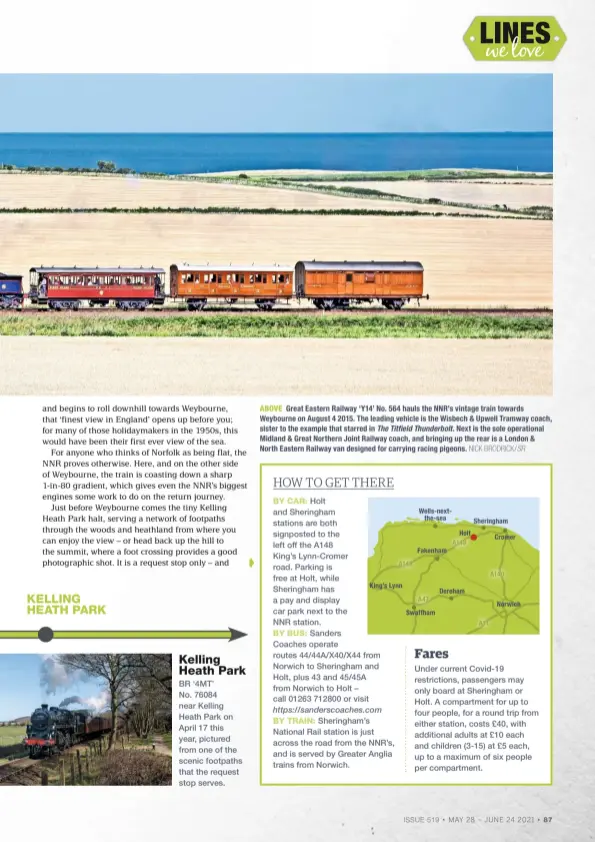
left=0, top=3, right=590, bottom=839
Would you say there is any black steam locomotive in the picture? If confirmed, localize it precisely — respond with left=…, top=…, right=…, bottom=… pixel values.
left=24, top=704, right=111, bottom=757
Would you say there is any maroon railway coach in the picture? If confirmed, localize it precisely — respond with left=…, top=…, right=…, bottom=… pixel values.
left=28, top=266, right=166, bottom=310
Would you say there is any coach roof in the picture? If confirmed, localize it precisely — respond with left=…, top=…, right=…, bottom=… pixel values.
left=296, top=261, right=423, bottom=272
left=30, top=266, right=165, bottom=273
left=171, top=264, right=293, bottom=273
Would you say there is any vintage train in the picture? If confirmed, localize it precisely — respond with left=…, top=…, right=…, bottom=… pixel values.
left=24, top=704, right=111, bottom=757
left=0, top=260, right=427, bottom=311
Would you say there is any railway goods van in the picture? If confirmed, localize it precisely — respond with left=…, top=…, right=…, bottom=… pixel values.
left=295, top=260, right=426, bottom=310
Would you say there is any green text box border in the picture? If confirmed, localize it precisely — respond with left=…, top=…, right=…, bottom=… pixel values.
left=259, top=462, right=553, bottom=787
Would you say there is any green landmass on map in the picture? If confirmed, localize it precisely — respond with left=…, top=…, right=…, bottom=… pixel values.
left=367, top=519, right=539, bottom=635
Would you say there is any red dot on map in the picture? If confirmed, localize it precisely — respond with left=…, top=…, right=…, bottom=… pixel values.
left=470, top=534, right=478, bottom=541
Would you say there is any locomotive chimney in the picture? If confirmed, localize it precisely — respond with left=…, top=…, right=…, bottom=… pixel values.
left=41, top=704, right=48, bottom=709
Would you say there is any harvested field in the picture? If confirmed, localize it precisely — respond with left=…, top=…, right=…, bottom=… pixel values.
left=0, top=172, right=448, bottom=214
left=0, top=337, right=552, bottom=396
left=0, top=214, right=551, bottom=308
left=0, top=173, right=529, bottom=217
left=312, top=180, right=553, bottom=209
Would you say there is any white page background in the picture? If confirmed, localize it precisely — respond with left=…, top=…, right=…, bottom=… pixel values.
left=0, top=0, right=593, bottom=838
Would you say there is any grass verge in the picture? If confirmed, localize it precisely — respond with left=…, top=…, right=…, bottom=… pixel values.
left=0, top=314, right=553, bottom=339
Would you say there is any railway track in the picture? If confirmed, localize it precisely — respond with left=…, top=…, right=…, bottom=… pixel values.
left=0, top=756, right=40, bottom=784
left=0, top=307, right=553, bottom=318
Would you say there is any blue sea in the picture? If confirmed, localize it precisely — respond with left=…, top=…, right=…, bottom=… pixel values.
left=0, top=133, right=552, bottom=174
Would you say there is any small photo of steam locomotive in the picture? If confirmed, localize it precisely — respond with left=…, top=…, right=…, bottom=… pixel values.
left=0, top=653, right=172, bottom=786
left=25, top=703, right=112, bottom=757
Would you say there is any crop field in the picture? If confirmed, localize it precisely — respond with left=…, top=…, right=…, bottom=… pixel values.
left=310, top=179, right=553, bottom=210
left=0, top=212, right=551, bottom=309
left=0, top=170, right=552, bottom=395
left=0, top=726, right=26, bottom=746
left=0, top=173, right=484, bottom=214
left=0, top=336, right=552, bottom=396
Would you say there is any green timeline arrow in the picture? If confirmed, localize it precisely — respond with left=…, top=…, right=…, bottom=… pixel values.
left=0, top=627, right=247, bottom=643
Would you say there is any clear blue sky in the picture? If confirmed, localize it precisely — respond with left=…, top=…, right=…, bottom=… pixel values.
left=0, top=655, right=106, bottom=721
left=0, top=75, right=552, bottom=133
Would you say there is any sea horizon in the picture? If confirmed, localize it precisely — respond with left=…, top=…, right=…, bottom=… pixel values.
left=0, top=132, right=553, bottom=174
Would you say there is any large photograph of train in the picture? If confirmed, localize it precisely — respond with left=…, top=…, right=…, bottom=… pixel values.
left=0, top=653, right=172, bottom=786
left=0, top=73, right=552, bottom=396
left=1, top=260, right=427, bottom=312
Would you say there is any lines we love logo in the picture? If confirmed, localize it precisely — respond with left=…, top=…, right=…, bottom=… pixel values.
left=464, top=17, right=566, bottom=61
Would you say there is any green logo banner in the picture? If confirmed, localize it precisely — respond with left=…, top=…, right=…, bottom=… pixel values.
left=464, top=17, right=566, bottom=61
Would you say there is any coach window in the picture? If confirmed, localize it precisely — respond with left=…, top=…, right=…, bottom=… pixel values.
left=239, top=274, right=244, bottom=284
left=346, top=273, right=353, bottom=283
left=217, top=275, right=222, bottom=284
left=249, top=274, right=254, bottom=284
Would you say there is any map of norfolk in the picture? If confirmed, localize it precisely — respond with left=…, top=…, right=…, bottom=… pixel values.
left=368, top=513, right=539, bottom=635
